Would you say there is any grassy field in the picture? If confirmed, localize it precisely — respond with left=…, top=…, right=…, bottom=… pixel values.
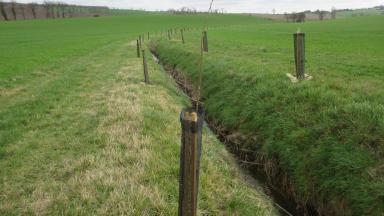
left=151, top=15, right=384, bottom=215
left=337, top=8, right=384, bottom=18
left=0, top=13, right=278, bottom=215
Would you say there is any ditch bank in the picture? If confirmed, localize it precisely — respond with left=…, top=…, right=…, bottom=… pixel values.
left=150, top=49, right=315, bottom=216
left=149, top=38, right=384, bottom=216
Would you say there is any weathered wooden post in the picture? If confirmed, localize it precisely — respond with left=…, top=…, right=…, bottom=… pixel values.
left=142, top=50, right=149, bottom=84
left=136, top=40, right=141, bottom=58
left=202, top=31, right=208, bottom=52
left=181, top=29, right=185, bottom=44
left=294, top=32, right=305, bottom=80
left=179, top=108, right=204, bottom=216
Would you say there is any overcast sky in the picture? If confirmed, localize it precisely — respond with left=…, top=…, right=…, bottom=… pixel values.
left=7, top=0, right=384, bottom=13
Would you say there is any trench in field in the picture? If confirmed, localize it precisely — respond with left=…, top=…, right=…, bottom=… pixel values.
left=150, top=50, right=320, bottom=216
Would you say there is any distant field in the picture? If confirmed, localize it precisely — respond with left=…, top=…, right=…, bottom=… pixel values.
left=0, top=12, right=266, bottom=84
left=338, top=8, right=384, bottom=18
left=152, top=15, right=384, bottom=215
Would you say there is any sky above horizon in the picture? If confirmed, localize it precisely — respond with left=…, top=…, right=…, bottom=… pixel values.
left=6, top=0, right=384, bottom=13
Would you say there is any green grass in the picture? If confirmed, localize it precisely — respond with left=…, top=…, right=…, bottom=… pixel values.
left=151, top=15, right=384, bottom=215
left=337, top=8, right=384, bottom=18
left=0, top=13, right=276, bottom=215
left=0, top=12, right=266, bottom=83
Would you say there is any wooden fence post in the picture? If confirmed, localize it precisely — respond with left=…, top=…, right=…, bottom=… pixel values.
left=181, top=29, right=185, bottom=44
left=136, top=40, right=141, bottom=58
left=202, top=31, right=208, bottom=52
left=294, top=32, right=305, bottom=80
left=142, top=50, right=149, bottom=84
left=179, top=108, right=204, bottom=216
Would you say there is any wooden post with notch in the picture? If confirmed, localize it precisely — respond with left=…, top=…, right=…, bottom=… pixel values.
left=294, top=32, right=305, bottom=80
left=181, top=29, right=185, bottom=44
left=202, top=31, right=208, bottom=52
left=136, top=40, right=140, bottom=58
left=142, top=50, right=149, bottom=84
left=179, top=108, right=204, bottom=216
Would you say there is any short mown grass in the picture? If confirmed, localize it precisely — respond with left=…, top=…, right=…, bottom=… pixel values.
left=151, top=15, right=384, bottom=215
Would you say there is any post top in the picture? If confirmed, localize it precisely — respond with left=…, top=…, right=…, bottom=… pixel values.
left=184, top=111, right=198, bottom=122
left=180, top=107, right=205, bottom=124
left=294, top=32, right=305, bottom=36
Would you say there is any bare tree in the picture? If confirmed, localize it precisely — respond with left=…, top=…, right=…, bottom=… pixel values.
left=44, top=1, right=53, bottom=18
left=11, top=1, right=17, bottom=20
left=0, top=1, right=9, bottom=21
left=284, top=13, right=290, bottom=22
left=45, top=5, right=49, bottom=18
left=21, top=4, right=26, bottom=19
left=331, top=7, right=337, bottom=19
left=284, top=12, right=305, bottom=23
left=296, top=12, right=306, bottom=22
left=208, top=0, right=214, bottom=13
left=51, top=3, right=56, bottom=18
left=68, top=5, right=75, bottom=17
left=44, top=1, right=57, bottom=18
left=61, top=3, right=66, bottom=18
left=55, top=3, right=60, bottom=18
left=316, top=10, right=327, bottom=21
left=29, top=3, right=38, bottom=19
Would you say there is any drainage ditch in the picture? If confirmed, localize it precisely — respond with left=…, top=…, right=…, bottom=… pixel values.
left=150, top=50, right=318, bottom=216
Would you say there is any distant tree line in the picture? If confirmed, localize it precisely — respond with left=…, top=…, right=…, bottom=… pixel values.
left=0, top=1, right=109, bottom=21
left=168, top=7, right=225, bottom=14
left=284, top=12, right=306, bottom=22
left=283, top=8, right=337, bottom=22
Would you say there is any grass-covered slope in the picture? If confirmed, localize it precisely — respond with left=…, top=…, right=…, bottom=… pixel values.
left=151, top=15, right=384, bottom=215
